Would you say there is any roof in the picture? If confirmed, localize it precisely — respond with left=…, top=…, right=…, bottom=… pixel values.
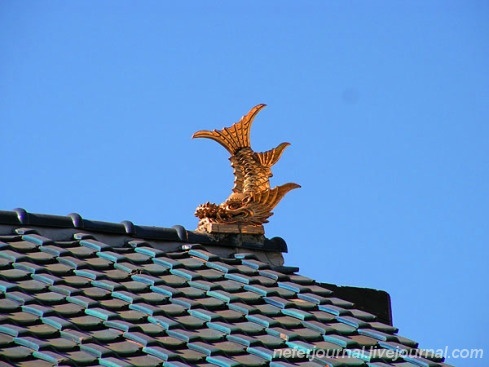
left=0, top=209, right=453, bottom=367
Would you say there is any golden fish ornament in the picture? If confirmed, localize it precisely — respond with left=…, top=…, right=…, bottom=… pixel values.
left=193, top=104, right=300, bottom=231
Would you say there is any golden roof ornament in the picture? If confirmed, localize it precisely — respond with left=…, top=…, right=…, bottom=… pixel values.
left=193, top=104, right=300, bottom=234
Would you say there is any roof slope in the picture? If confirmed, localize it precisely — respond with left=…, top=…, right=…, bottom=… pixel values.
left=0, top=211, right=453, bottom=367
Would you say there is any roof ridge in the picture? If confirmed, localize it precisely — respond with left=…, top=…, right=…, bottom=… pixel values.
left=0, top=208, right=288, bottom=253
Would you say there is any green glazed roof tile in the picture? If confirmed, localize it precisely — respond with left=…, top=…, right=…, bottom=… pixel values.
left=232, top=353, right=269, bottom=366
left=188, top=249, right=220, bottom=261
left=225, top=272, right=252, bottom=284
left=79, top=342, right=113, bottom=358
left=34, top=291, right=65, bottom=305
left=318, top=304, right=352, bottom=316
left=0, top=216, right=438, bottom=367
left=207, top=290, right=238, bottom=303
left=106, top=341, right=142, bottom=355
left=27, top=324, right=59, bottom=338
left=59, top=328, right=93, bottom=343
left=82, top=286, right=111, bottom=299
left=215, top=309, right=246, bottom=322
left=292, top=327, right=325, bottom=340
left=252, top=275, right=279, bottom=286
left=274, top=315, right=303, bottom=328
left=234, top=291, right=262, bottom=305
left=173, top=315, right=206, bottom=329
left=6, top=241, right=37, bottom=253
left=234, top=264, right=258, bottom=276
left=18, top=359, right=58, bottom=367
left=212, top=340, right=247, bottom=354
left=271, top=287, right=296, bottom=298
left=64, top=350, right=98, bottom=364
left=228, top=302, right=255, bottom=315
left=246, top=314, right=279, bottom=328
left=155, top=335, right=187, bottom=349
left=206, top=355, right=241, bottom=367
left=103, top=321, right=134, bottom=336
left=52, top=302, right=83, bottom=316
left=40, top=245, right=68, bottom=257
left=85, top=256, right=113, bottom=269
left=311, top=340, right=343, bottom=352
left=247, top=345, right=275, bottom=361
left=41, top=315, right=73, bottom=330
left=206, top=261, right=237, bottom=273
left=213, top=279, right=244, bottom=292
left=157, top=303, right=187, bottom=316
left=244, top=284, right=276, bottom=297
left=0, top=269, right=30, bottom=281
left=265, top=327, right=298, bottom=341
left=207, top=321, right=240, bottom=335
left=241, top=259, right=270, bottom=270
left=13, top=262, right=44, bottom=274
left=263, top=296, right=294, bottom=309
left=13, top=336, right=48, bottom=351
left=147, top=315, right=180, bottom=330
left=123, top=331, right=154, bottom=346
left=197, top=269, right=226, bottom=281
left=5, top=291, right=34, bottom=304
left=100, top=298, right=128, bottom=310
left=125, top=355, right=166, bottom=367
left=70, top=315, right=104, bottom=329
left=92, top=279, right=123, bottom=291
left=152, top=256, right=181, bottom=269
left=350, top=309, right=376, bottom=321
left=22, top=234, right=53, bottom=247
left=323, top=334, right=359, bottom=348
left=188, top=279, right=219, bottom=291
left=1, top=345, right=33, bottom=360
left=0, top=298, right=22, bottom=312
left=85, top=307, right=118, bottom=321
left=99, top=356, right=132, bottom=367
left=130, top=302, right=165, bottom=316
left=179, top=286, right=206, bottom=298
left=92, top=328, right=124, bottom=343
left=0, top=333, right=14, bottom=348
left=8, top=312, right=39, bottom=325
left=348, top=334, right=379, bottom=347
left=226, top=333, right=261, bottom=347
left=17, top=280, right=48, bottom=293
left=281, top=308, right=314, bottom=321
left=187, top=341, right=220, bottom=356
left=328, top=322, right=357, bottom=335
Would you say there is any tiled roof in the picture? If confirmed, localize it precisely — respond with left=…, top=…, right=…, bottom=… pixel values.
left=0, top=210, right=453, bottom=367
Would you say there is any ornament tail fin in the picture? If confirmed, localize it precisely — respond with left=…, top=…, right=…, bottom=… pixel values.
left=192, top=104, right=266, bottom=154
left=255, top=142, right=290, bottom=168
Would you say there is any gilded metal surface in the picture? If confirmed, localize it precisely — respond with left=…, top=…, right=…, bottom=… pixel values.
left=193, top=104, right=300, bottom=230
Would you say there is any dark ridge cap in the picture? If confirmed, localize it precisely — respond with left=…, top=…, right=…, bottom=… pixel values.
left=13, top=208, right=28, bottom=224
left=172, top=225, right=187, bottom=242
left=0, top=210, right=19, bottom=225
left=121, top=220, right=134, bottom=235
left=13, top=209, right=73, bottom=228
left=67, top=213, right=83, bottom=228
left=132, top=225, right=180, bottom=241
left=0, top=208, right=287, bottom=253
left=320, top=282, right=393, bottom=326
left=80, top=219, right=127, bottom=235
left=270, top=265, right=299, bottom=274
left=266, top=237, right=288, bottom=253
left=185, top=230, right=216, bottom=245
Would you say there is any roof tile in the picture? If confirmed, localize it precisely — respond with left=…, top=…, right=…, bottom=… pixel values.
left=0, top=213, right=444, bottom=367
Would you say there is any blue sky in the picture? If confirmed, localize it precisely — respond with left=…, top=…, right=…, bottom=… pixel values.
left=1, top=1, right=488, bottom=366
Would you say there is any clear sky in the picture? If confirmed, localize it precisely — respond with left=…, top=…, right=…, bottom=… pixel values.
left=1, top=2, right=488, bottom=366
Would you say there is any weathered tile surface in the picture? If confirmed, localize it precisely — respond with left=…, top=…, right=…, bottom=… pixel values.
left=0, top=212, right=453, bottom=367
